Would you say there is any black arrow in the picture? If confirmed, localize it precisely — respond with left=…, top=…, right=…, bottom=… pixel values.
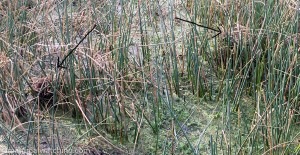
left=57, top=24, right=97, bottom=69
left=175, top=17, right=221, bottom=39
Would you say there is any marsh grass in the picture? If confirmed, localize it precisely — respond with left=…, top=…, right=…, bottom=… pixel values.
left=0, top=0, right=299, bottom=154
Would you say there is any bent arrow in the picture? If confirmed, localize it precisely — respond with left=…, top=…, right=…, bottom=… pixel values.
left=175, top=17, right=221, bottom=39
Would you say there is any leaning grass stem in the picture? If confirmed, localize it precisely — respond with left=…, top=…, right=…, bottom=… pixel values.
left=0, top=1, right=299, bottom=154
